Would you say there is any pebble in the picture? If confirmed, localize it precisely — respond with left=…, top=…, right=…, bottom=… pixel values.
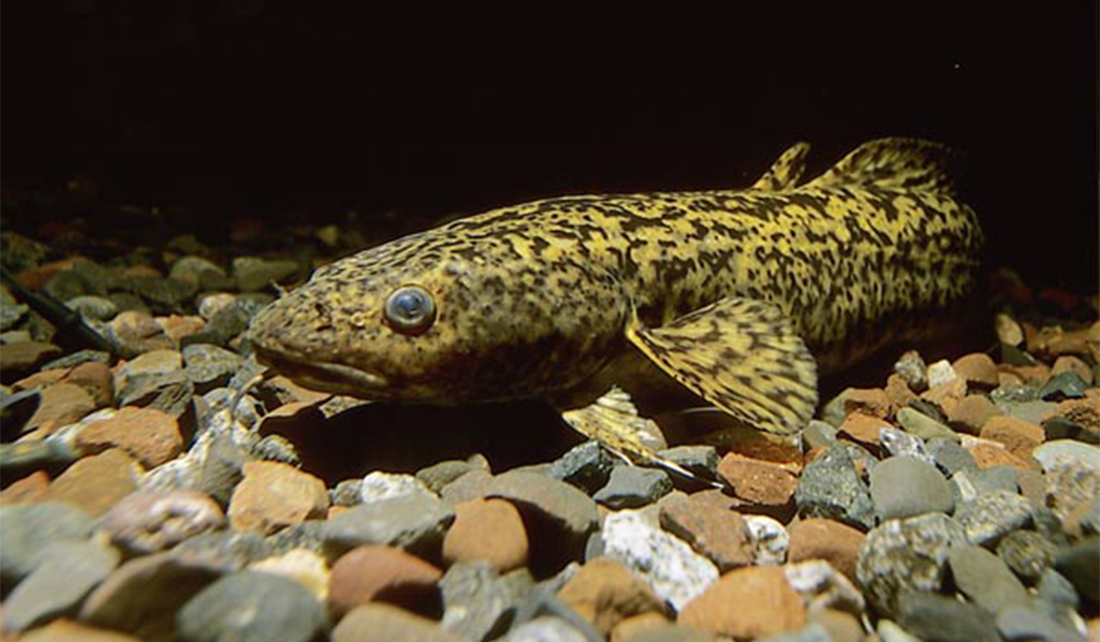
left=487, top=470, right=600, bottom=556
left=1045, top=462, right=1100, bottom=535
left=895, top=591, right=1001, bottom=642
left=793, top=445, right=875, bottom=531
left=75, top=406, right=183, bottom=468
left=547, top=440, right=614, bottom=493
left=948, top=544, right=1029, bottom=612
left=803, top=419, right=838, bottom=450
left=996, top=529, right=1059, bottom=582
left=505, top=615, right=590, bottom=642
left=1038, top=371, right=1088, bottom=401
left=80, top=551, right=227, bottom=642
left=655, top=445, right=719, bottom=480
left=980, top=415, right=1045, bottom=460
left=19, top=620, right=145, bottom=642
left=0, top=341, right=62, bottom=381
left=417, top=456, right=490, bottom=494
left=996, top=604, right=1088, bottom=642
left=439, top=561, right=532, bottom=642
left=717, top=451, right=798, bottom=510
left=322, top=492, right=455, bottom=561
left=657, top=492, right=754, bottom=571
left=885, top=373, right=919, bottom=411
left=1054, top=538, right=1100, bottom=603
left=63, top=360, right=116, bottom=408
left=556, top=557, right=667, bottom=636
left=443, top=498, right=530, bottom=573
left=952, top=353, right=1000, bottom=389
left=953, top=489, right=1034, bottom=545
left=67, top=294, right=119, bottom=320
left=115, top=349, right=194, bottom=417
left=1002, top=399, right=1060, bottom=425
left=181, top=343, right=243, bottom=393
left=879, top=427, right=934, bottom=465
left=894, top=350, right=928, bottom=392
left=743, top=514, right=790, bottom=565
left=233, top=256, right=300, bottom=292
left=356, top=472, right=431, bottom=505
left=869, top=456, right=954, bottom=521
left=1, top=539, right=120, bottom=632
left=333, top=603, right=467, bottom=642
left=228, top=461, right=329, bottom=535
left=174, top=530, right=270, bottom=571
left=926, top=359, right=959, bottom=388
left=921, top=377, right=968, bottom=415
left=177, top=570, right=330, bottom=642
left=248, top=548, right=329, bottom=600
left=837, top=412, right=889, bottom=453
left=895, top=406, right=960, bottom=442
left=678, top=566, right=806, bottom=640
left=108, top=310, right=176, bottom=356
left=788, top=518, right=865, bottom=582
left=327, top=544, right=442, bottom=620
left=600, top=509, right=719, bottom=611
left=784, top=559, right=865, bottom=615
left=168, top=256, right=229, bottom=289
left=101, top=490, right=226, bottom=554
left=118, top=275, right=197, bottom=314
left=594, top=466, right=673, bottom=509
left=856, top=512, right=966, bottom=615
left=0, top=501, right=96, bottom=589
left=1047, top=397, right=1100, bottom=441
left=946, top=394, right=999, bottom=434
left=23, top=382, right=97, bottom=435
left=841, top=387, right=892, bottom=418
left=47, top=448, right=142, bottom=516
left=1033, top=439, right=1100, bottom=472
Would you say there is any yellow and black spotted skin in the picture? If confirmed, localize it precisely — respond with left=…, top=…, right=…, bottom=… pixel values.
left=249, top=138, right=983, bottom=446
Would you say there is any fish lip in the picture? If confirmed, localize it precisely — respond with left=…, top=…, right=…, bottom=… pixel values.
left=252, top=344, right=389, bottom=392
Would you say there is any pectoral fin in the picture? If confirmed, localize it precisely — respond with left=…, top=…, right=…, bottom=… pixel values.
left=625, top=297, right=818, bottom=436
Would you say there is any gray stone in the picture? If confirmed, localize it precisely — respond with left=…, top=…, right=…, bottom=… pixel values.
left=927, top=437, right=977, bottom=475
left=39, top=349, right=113, bottom=371
left=600, top=509, right=718, bottom=611
left=996, top=603, right=1087, bottom=642
left=487, top=470, right=600, bottom=546
left=116, top=350, right=194, bottom=418
left=168, top=256, right=228, bottom=289
left=118, top=276, right=197, bottom=314
left=803, top=419, right=838, bottom=450
left=794, top=445, right=874, bottom=531
left=896, top=591, right=1001, bottom=642
left=1003, top=400, right=1060, bottom=425
left=954, top=489, right=1034, bottom=545
left=748, top=623, right=832, bottom=642
left=656, top=445, right=720, bottom=480
left=331, top=479, right=365, bottom=506
left=101, top=491, right=226, bottom=555
left=894, top=350, right=928, bottom=392
left=547, top=440, right=614, bottom=493
left=970, top=465, right=1020, bottom=494
left=0, top=501, right=96, bottom=591
left=997, top=530, right=1059, bottom=582
left=948, top=544, right=1029, bottom=612
left=233, top=257, right=299, bottom=292
left=593, top=466, right=673, bottom=509
left=909, top=399, right=950, bottom=425
left=879, top=428, right=934, bottom=465
left=322, top=492, right=455, bottom=560
left=0, top=300, right=28, bottom=331
left=79, top=552, right=227, bottom=642
left=440, top=562, right=533, bottom=642
left=784, top=559, right=864, bottom=614
left=1037, top=567, right=1080, bottom=612
left=66, top=295, right=119, bottom=321
left=1053, top=537, right=1099, bottom=602
left=418, top=457, right=487, bottom=494
left=359, top=471, right=436, bottom=504
left=182, top=344, right=243, bottom=393
left=173, top=531, right=270, bottom=571
left=856, top=513, right=966, bottom=615
left=176, top=570, right=329, bottom=642
left=870, top=456, right=954, bottom=521
left=1033, top=440, right=1100, bottom=473
left=440, top=469, right=495, bottom=507
left=2, top=540, right=120, bottom=632
left=265, top=520, right=327, bottom=556
left=1038, top=371, right=1088, bottom=401
left=896, top=406, right=959, bottom=442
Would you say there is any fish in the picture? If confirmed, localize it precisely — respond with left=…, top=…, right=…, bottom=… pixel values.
left=247, top=138, right=983, bottom=463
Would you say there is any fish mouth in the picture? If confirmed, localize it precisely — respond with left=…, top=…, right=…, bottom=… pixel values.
left=252, top=345, right=389, bottom=397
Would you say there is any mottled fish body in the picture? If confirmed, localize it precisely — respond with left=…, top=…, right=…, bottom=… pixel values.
left=249, top=138, right=982, bottom=449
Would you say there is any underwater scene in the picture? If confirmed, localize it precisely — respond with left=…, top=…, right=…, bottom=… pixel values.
left=0, top=4, right=1097, bottom=642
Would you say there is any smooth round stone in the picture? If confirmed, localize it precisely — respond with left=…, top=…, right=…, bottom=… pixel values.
left=66, top=295, right=119, bottom=321
left=1033, top=440, right=1100, bottom=473
left=327, top=545, right=442, bottom=620
left=856, top=513, right=966, bottom=615
left=173, top=530, right=270, bottom=571
left=181, top=344, right=243, bottom=393
left=593, top=466, right=673, bottom=509
left=996, top=529, right=1059, bottom=582
left=996, top=604, right=1087, bottom=642
left=896, top=591, right=1001, bottom=642
left=2, top=539, right=120, bottom=632
left=333, top=603, right=467, bottom=642
left=870, top=456, right=954, bottom=521
left=1054, top=538, right=1100, bottom=602
left=927, top=437, right=977, bottom=475
left=232, top=257, right=299, bottom=292
left=486, top=470, right=599, bottom=566
left=322, top=492, right=455, bottom=561
left=896, top=407, right=960, bottom=442
left=0, top=501, right=96, bottom=590
left=439, top=561, right=533, bottom=642
left=102, top=491, right=225, bottom=554
left=177, top=571, right=329, bottom=642
left=948, top=544, right=1029, bottom=613
left=417, top=457, right=487, bottom=494
left=442, top=498, right=529, bottom=573
left=556, top=557, right=666, bottom=636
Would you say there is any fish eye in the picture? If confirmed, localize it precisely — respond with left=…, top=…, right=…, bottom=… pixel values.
left=384, top=286, right=436, bottom=335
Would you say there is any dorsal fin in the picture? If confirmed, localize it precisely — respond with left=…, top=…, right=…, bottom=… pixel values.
left=804, top=137, right=960, bottom=193
left=751, top=142, right=811, bottom=191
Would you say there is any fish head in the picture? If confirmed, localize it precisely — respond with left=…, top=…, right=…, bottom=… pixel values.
left=248, top=232, right=629, bottom=403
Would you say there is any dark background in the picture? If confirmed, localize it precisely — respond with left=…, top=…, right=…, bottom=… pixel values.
left=3, top=2, right=1097, bottom=292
